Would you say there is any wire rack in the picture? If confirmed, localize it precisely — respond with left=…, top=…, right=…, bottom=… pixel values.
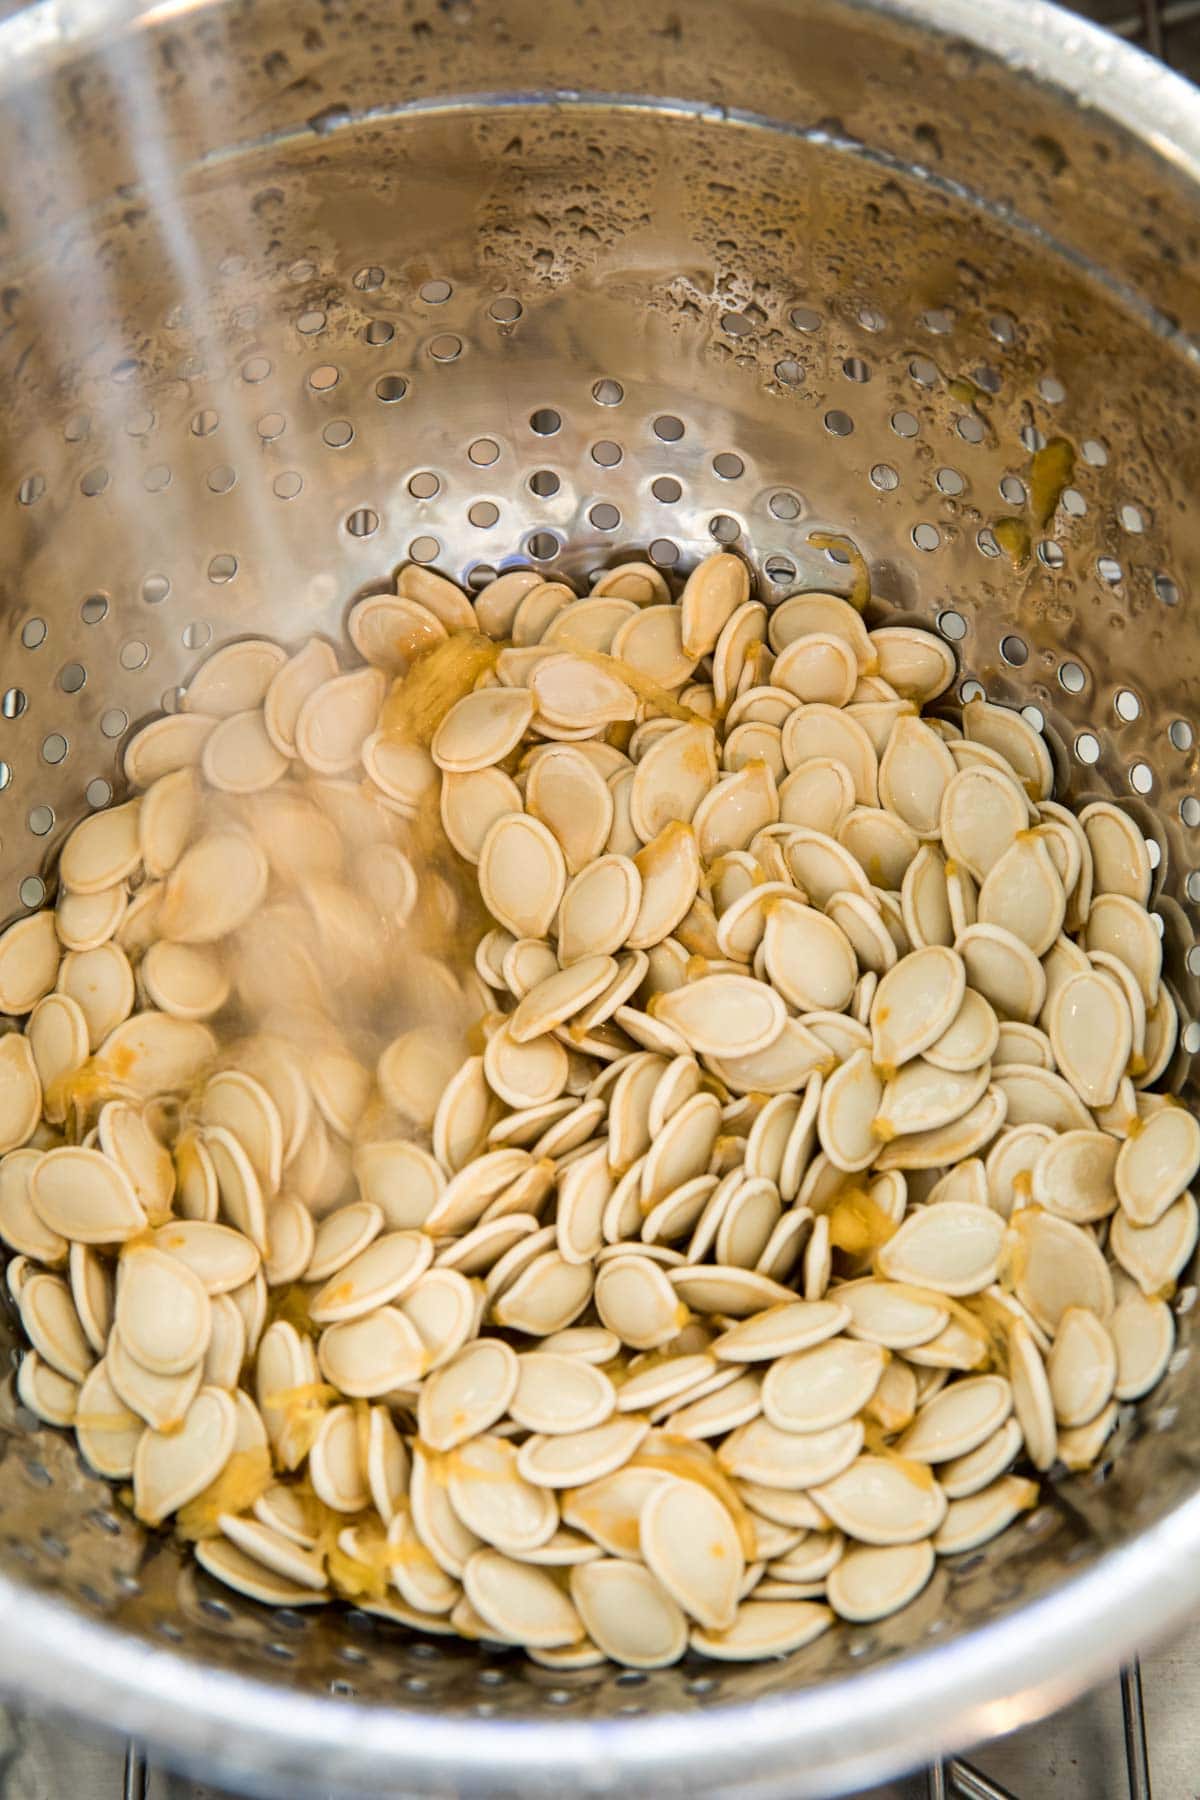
left=113, top=1664, right=1157, bottom=1798
left=1074, top=0, right=1200, bottom=66
left=8, top=2, right=1190, bottom=1797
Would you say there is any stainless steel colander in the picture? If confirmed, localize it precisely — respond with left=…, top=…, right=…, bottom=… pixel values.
left=1, top=0, right=1200, bottom=1792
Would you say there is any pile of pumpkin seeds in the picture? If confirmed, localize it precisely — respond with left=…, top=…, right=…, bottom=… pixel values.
left=0, top=549, right=1193, bottom=1669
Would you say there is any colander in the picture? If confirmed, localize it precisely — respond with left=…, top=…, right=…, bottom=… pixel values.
left=0, top=0, right=1199, bottom=1792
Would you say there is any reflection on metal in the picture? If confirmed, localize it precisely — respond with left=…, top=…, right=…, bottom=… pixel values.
left=0, top=0, right=1193, bottom=1794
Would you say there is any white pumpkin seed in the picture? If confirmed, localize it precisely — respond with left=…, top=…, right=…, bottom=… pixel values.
left=782, top=706, right=878, bottom=804
left=837, top=1278, right=947, bottom=1350
left=1009, top=1209, right=1113, bottom=1334
left=318, top=1306, right=428, bottom=1398
left=826, top=1539, right=934, bottom=1622
left=940, top=767, right=1027, bottom=885
left=491, top=1251, right=594, bottom=1336
left=876, top=1060, right=991, bottom=1142
left=640, top=1476, right=744, bottom=1630
left=690, top=1598, right=833, bottom=1660
left=870, top=946, right=965, bottom=1073
left=877, top=1202, right=1004, bottom=1295
left=762, top=1337, right=886, bottom=1433
left=526, top=746, right=615, bottom=874
left=1115, top=1105, right=1200, bottom=1226
left=1031, top=1131, right=1118, bottom=1224
left=718, top=1416, right=863, bottom=1489
left=762, top=901, right=857, bottom=1014
left=570, top=1558, right=688, bottom=1669
left=991, top=1066, right=1092, bottom=1133
left=1047, top=1307, right=1116, bottom=1427
left=1007, top=1321, right=1057, bottom=1471
left=1084, top=893, right=1161, bottom=1007
left=1109, top=1290, right=1175, bottom=1400
left=663, top=1371, right=762, bottom=1439
left=897, top=1375, right=1011, bottom=1462
left=399, top=1268, right=481, bottom=1372
left=1057, top=1401, right=1118, bottom=1472
left=902, top=846, right=954, bottom=950
left=977, top=834, right=1064, bottom=956
left=1080, top=801, right=1152, bottom=905
left=962, top=698, right=1052, bottom=801
left=1046, top=969, right=1131, bottom=1109
left=418, top=1339, right=519, bottom=1451
left=1110, top=1190, right=1199, bottom=1296
left=956, top=924, right=1046, bottom=1024
left=818, top=1049, right=884, bottom=1173
left=133, top=1386, right=236, bottom=1525
left=811, top=1454, right=946, bottom=1546
left=478, top=815, right=566, bottom=940
left=933, top=1475, right=1038, bottom=1556
left=923, top=988, right=999, bottom=1074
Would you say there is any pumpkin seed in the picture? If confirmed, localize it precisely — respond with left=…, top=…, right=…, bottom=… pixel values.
left=317, top=1306, right=428, bottom=1398
left=977, top=835, right=1064, bottom=957
left=1110, top=1190, right=1199, bottom=1296
left=1057, top=1400, right=1118, bottom=1472
left=652, top=975, right=784, bottom=1059
left=762, top=1338, right=886, bottom=1433
left=938, top=1417, right=1024, bottom=1500
left=877, top=1201, right=1004, bottom=1295
left=838, top=1279, right=948, bottom=1350
left=1008, top=1319, right=1057, bottom=1471
left=1109, top=1290, right=1175, bottom=1400
left=923, top=988, right=998, bottom=1074
left=1079, top=801, right=1152, bottom=905
left=463, top=1547, right=580, bottom=1648
left=956, top=923, right=1046, bottom=1024
left=1009, top=1209, right=1113, bottom=1333
left=1031, top=1131, right=1118, bottom=1224
left=826, top=1538, right=934, bottom=1621
left=870, top=946, right=965, bottom=1074
left=664, top=1371, right=763, bottom=1439
left=491, top=1251, right=594, bottom=1336
left=932, top=1475, right=1038, bottom=1556
left=818, top=1049, right=884, bottom=1173
left=116, top=1248, right=212, bottom=1376
left=640, top=1476, right=744, bottom=1630
left=782, top=706, right=878, bottom=804
left=897, top=1375, right=1012, bottom=1463
left=991, top=1066, right=1092, bottom=1134
left=690, top=1597, right=833, bottom=1660
left=762, top=902, right=857, bottom=1014
left=526, top=746, right=615, bottom=875
left=876, top=1060, right=991, bottom=1142
left=1045, top=970, right=1131, bottom=1109
left=517, top=1415, right=649, bottom=1489
left=478, top=815, right=566, bottom=940
left=1115, top=1105, right=1200, bottom=1226
left=1047, top=1306, right=1116, bottom=1427
left=718, top=1416, right=863, bottom=1489
left=811, top=1454, right=946, bottom=1547
left=570, top=1557, right=688, bottom=1668
left=133, top=1386, right=236, bottom=1525
left=878, top=716, right=955, bottom=838
left=901, top=846, right=953, bottom=950
left=1084, top=893, right=1162, bottom=1007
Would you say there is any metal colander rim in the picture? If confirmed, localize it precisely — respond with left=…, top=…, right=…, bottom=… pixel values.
left=0, top=0, right=1199, bottom=1792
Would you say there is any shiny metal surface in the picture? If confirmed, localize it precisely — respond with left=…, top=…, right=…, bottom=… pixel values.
left=9, top=1617, right=1200, bottom=1798
left=0, top=0, right=1200, bottom=1793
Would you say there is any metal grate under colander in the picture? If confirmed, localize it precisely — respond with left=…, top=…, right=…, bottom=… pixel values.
left=1, top=0, right=1200, bottom=1794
